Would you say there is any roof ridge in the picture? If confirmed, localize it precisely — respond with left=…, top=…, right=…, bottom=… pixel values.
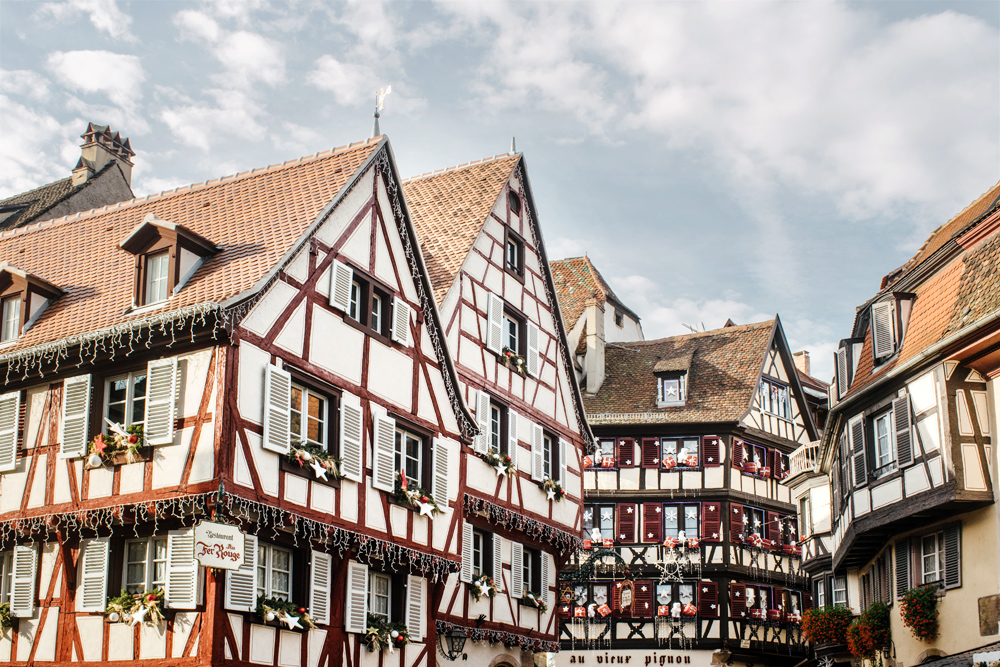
left=904, top=179, right=1000, bottom=270
left=402, top=152, right=519, bottom=184
left=0, top=138, right=380, bottom=243
left=0, top=175, right=73, bottom=206
left=614, top=319, right=774, bottom=347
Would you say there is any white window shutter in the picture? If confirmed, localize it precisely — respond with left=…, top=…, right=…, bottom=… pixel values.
left=510, top=542, right=524, bottom=599
left=492, top=535, right=503, bottom=592
left=432, top=437, right=449, bottom=504
left=371, top=412, right=396, bottom=492
left=531, top=422, right=544, bottom=481
left=77, top=538, right=109, bottom=613
left=391, top=296, right=412, bottom=346
left=11, top=543, right=38, bottom=617
left=486, top=293, right=504, bottom=355
left=330, top=260, right=353, bottom=312
left=540, top=552, right=551, bottom=607
left=893, top=394, right=913, bottom=467
left=225, top=534, right=257, bottom=612
left=460, top=522, right=474, bottom=584
left=262, top=363, right=292, bottom=454
left=474, top=390, right=490, bottom=454
left=508, top=410, right=519, bottom=469
left=145, top=358, right=178, bottom=446
left=309, top=550, right=332, bottom=625
left=404, top=574, right=426, bottom=641
left=345, top=561, right=368, bottom=634
left=559, top=438, right=569, bottom=487
left=0, top=390, right=20, bottom=472
left=836, top=348, right=849, bottom=397
left=339, top=392, right=364, bottom=482
left=872, top=302, right=895, bottom=359
left=166, top=528, right=198, bottom=609
left=60, top=374, right=91, bottom=458
left=527, top=321, right=540, bottom=376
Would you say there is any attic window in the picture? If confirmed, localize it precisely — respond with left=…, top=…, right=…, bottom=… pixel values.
left=1, top=295, right=19, bottom=342
left=614, top=310, right=624, bottom=327
left=508, top=191, right=521, bottom=216
left=871, top=300, right=896, bottom=361
left=657, top=373, right=687, bottom=407
left=0, top=262, right=63, bottom=343
left=119, top=214, right=217, bottom=308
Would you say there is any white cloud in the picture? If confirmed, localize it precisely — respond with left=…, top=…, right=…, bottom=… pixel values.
left=160, top=89, right=266, bottom=151
left=173, top=11, right=284, bottom=88
left=174, top=9, right=221, bottom=43
left=0, top=97, right=76, bottom=197
left=0, top=69, right=51, bottom=102
left=36, top=0, right=136, bottom=42
left=270, top=121, right=324, bottom=155
left=46, top=50, right=145, bottom=108
left=308, top=56, right=377, bottom=106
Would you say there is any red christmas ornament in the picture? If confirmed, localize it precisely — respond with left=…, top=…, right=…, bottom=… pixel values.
left=147, top=593, right=157, bottom=602
left=127, top=434, right=138, bottom=444
left=421, top=496, right=429, bottom=503
left=298, top=607, right=306, bottom=614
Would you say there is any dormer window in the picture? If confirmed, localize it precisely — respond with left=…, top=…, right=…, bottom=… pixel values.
left=0, top=262, right=63, bottom=343
left=119, top=213, right=217, bottom=309
left=1, top=295, right=19, bottom=342
left=871, top=300, right=896, bottom=361
left=654, top=352, right=693, bottom=408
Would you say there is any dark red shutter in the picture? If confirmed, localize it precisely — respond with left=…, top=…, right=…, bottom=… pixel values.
left=616, top=503, right=636, bottom=543
left=765, top=511, right=780, bottom=544
left=702, top=502, right=722, bottom=542
left=612, top=582, right=621, bottom=617
left=731, top=438, right=744, bottom=468
left=641, top=438, right=660, bottom=468
left=771, top=450, right=782, bottom=478
left=697, top=581, right=718, bottom=618
left=617, top=438, right=636, bottom=468
left=730, top=583, right=747, bottom=619
left=803, top=592, right=813, bottom=610
left=772, top=586, right=784, bottom=614
left=703, top=436, right=721, bottom=467
left=634, top=580, right=654, bottom=618
left=642, top=502, right=662, bottom=543
left=729, top=504, right=744, bottom=543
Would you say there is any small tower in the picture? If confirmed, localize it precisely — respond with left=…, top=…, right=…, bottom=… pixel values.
left=72, top=122, right=135, bottom=187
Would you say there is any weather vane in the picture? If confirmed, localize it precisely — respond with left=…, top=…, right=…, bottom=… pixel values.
left=371, top=85, right=392, bottom=138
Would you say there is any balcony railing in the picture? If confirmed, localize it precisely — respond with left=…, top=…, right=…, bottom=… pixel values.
left=788, top=442, right=821, bottom=478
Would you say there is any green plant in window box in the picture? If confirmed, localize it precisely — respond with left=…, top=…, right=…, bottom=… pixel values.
left=521, top=593, right=548, bottom=614
left=0, top=602, right=11, bottom=630
left=364, top=613, right=410, bottom=652
left=538, top=477, right=566, bottom=502
left=105, top=587, right=165, bottom=626
left=87, top=423, right=145, bottom=468
left=500, top=346, right=527, bottom=375
left=469, top=573, right=500, bottom=601
left=286, top=438, right=343, bottom=482
left=900, top=585, right=939, bottom=642
left=255, top=596, right=316, bottom=630
left=846, top=601, right=891, bottom=666
left=482, top=448, right=516, bottom=477
left=394, top=472, right=443, bottom=516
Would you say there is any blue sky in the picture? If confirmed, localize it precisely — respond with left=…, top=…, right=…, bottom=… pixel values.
left=2, top=0, right=998, bottom=381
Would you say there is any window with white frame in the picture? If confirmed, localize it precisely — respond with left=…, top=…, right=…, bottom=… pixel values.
left=489, top=401, right=506, bottom=456
left=815, top=579, right=825, bottom=608
left=542, top=432, right=556, bottom=480
left=759, top=378, right=791, bottom=419
left=874, top=409, right=896, bottom=474
left=799, top=496, right=813, bottom=537
left=290, top=383, right=334, bottom=453
left=144, top=251, right=170, bottom=305
left=1, top=295, right=20, bottom=342
left=503, top=312, right=521, bottom=354
left=105, top=371, right=147, bottom=430
left=663, top=503, right=699, bottom=539
left=921, top=532, right=945, bottom=584
left=656, top=373, right=686, bottom=407
left=832, top=576, right=847, bottom=607
left=395, top=427, right=424, bottom=484
left=522, top=546, right=542, bottom=596
left=124, top=537, right=167, bottom=594
left=368, top=572, right=392, bottom=622
left=595, top=438, right=615, bottom=467
left=472, top=529, right=493, bottom=578
left=0, top=550, right=11, bottom=605
left=257, top=543, right=292, bottom=601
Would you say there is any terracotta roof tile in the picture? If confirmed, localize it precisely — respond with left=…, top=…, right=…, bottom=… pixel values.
left=403, top=154, right=520, bottom=304
left=0, top=139, right=380, bottom=357
left=550, top=256, right=638, bottom=327
left=584, top=320, right=774, bottom=424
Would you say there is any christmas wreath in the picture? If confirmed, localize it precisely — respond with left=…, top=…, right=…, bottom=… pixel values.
left=538, top=478, right=566, bottom=501
left=500, top=347, right=527, bottom=375
left=87, top=422, right=144, bottom=467
left=801, top=605, right=853, bottom=644
left=470, top=573, right=500, bottom=601
left=364, top=613, right=410, bottom=652
left=285, top=439, right=343, bottom=482
left=105, top=588, right=165, bottom=626
left=255, top=596, right=316, bottom=630
left=483, top=448, right=516, bottom=476
left=900, top=585, right=939, bottom=642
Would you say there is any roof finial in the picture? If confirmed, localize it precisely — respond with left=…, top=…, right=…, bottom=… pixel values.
left=509, top=137, right=517, bottom=155
left=371, top=85, right=391, bottom=138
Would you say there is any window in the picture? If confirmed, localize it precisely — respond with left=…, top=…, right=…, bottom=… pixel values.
left=920, top=532, right=945, bottom=584
left=105, top=371, right=147, bottom=430
left=663, top=504, right=699, bottom=539
left=799, top=497, right=813, bottom=537
left=783, top=590, right=802, bottom=616
left=1, top=295, right=20, bottom=342
left=508, top=191, right=522, bottom=215
left=369, top=572, right=392, bottom=622
left=489, top=401, right=506, bottom=455
left=583, top=504, right=614, bottom=542
left=861, top=551, right=891, bottom=607
left=503, top=311, right=521, bottom=353
left=471, top=529, right=494, bottom=578
left=745, top=506, right=765, bottom=538
left=656, top=582, right=695, bottom=613
left=257, top=543, right=292, bottom=601
left=873, top=409, right=896, bottom=474
left=370, top=292, right=384, bottom=334
left=590, top=438, right=615, bottom=467
left=656, top=373, right=686, bottom=407
left=542, top=432, right=556, bottom=480
left=614, top=310, right=624, bottom=327
left=744, top=442, right=767, bottom=469
left=120, top=217, right=217, bottom=309
left=290, top=383, right=335, bottom=453
left=145, top=251, right=170, bottom=304
left=522, top=547, right=542, bottom=596
left=395, top=427, right=423, bottom=485
left=759, top=378, right=791, bottom=419
left=504, top=230, right=524, bottom=278
left=338, top=266, right=394, bottom=340
left=123, top=537, right=167, bottom=594
left=746, top=585, right=771, bottom=612
left=815, top=579, right=825, bottom=608
left=832, top=576, right=847, bottom=607
left=0, top=550, right=11, bottom=605
left=661, top=437, right=700, bottom=468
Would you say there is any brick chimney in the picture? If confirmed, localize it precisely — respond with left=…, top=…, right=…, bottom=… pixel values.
left=793, top=350, right=811, bottom=377
left=72, top=123, right=135, bottom=187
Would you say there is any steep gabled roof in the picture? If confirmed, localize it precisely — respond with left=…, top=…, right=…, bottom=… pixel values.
left=550, top=256, right=640, bottom=326
left=0, top=139, right=380, bottom=358
left=403, top=154, right=521, bottom=304
left=584, top=319, right=776, bottom=425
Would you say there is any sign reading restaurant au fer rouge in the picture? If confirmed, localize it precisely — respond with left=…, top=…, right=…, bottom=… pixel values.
left=193, top=520, right=246, bottom=570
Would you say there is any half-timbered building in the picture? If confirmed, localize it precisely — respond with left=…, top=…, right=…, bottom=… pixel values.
left=818, top=181, right=1000, bottom=665
left=552, top=301, right=821, bottom=666
left=0, top=136, right=587, bottom=667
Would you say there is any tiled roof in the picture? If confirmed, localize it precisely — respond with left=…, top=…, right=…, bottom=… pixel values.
left=0, top=139, right=380, bottom=357
left=403, top=154, right=520, bottom=305
left=550, top=256, right=639, bottom=326
left=584, top=320, right=775, bottom=424
left=0, top=165, right=120, bottom=231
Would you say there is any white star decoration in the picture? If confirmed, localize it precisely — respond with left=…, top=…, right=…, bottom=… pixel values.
left=282, top=612, right=301, bottom=630
left=709, top=505, right=715, bottom=511
left=494, top=464, right=507, bottom=477
left=655, top=506, right=661, bottom=513
left=310, top=460, right=328, bottom=481
left=665, top=385, right=678, bottom=397
left=546, top=488, right=556, bottom=501
left=418, top=502, right=435, bottom=517
left=131, top=605, right=148, bottom=626
left=626, top=507, right=633, bottom=514
left=702, top=587, right=708, bottom=593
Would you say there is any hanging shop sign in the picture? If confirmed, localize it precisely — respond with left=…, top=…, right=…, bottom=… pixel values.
left=194, top=520, right=246, bottom=569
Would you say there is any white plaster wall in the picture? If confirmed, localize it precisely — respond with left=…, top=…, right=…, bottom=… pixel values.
left=315, top=169, right=375, bottom=248
left=367, top=342, right=414, bottom=411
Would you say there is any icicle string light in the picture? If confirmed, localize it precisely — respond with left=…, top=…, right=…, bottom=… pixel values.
left=464, top=495, right=582, bottom=555
left=435, top=620, right=558, bottom=654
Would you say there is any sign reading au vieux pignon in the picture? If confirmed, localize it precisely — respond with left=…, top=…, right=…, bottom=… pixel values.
left=193, top=520, right=246, bottom=570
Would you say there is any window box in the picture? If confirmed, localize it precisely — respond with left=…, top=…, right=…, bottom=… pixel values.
left=86, top=425, right=149, bottom=469
left=500, top=346, right=527, bottom=376
left=538, top=477, right=566, bottom=501
left=105, top=588, right=169, bottom=626
left=363, top=614, right=411, bottom=652
left=256, top=596, right=316, bottom=631
left=786, top=612, right=802, bottom=624
left=393, top=472, right=443, bottom=516
left=279, top=457, right=341, bottom=488
left=519, top=593, right=548, bottom=614
left=782, top=544, right=802, bottom=557
left=468, top=573, right=500, bottom=602
left=0, top=602, right=13, bottom=631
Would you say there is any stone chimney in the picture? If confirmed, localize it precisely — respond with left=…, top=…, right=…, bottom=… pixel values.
left=72, top=123, right=135, bottom=187
left=793, top=350, right=811, bottom=377
left=585, top=294, right=606, bottom=395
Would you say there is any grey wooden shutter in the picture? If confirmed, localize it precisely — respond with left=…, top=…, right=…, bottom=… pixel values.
left=60, top=374, right=91, bottom=458
left=460, top=522, right=474, bottom=583
left=850, top=415, right=867, bottom=487
left=492, top=535, right=503, bottom=591
left=405, top=574, right=426, bottom=641
left=145, top=357, right=179, bottom=446
left=943, top=523, right=961, bottom=589
left=872, top=302, right=895, bottom=359
left=339, top=391, right=363, bottom=482
left=473, top=390, right=490, bottom=454
left=0, top=390, right=20, bottom=472
left=166, top=528, right=198, bottom=609
left=531, top=422, right=544, bottom=481
left=371, top=411, right=397, bottom=492
left=345, top=561, right=368, bottom=633
left=330, top=259, right=353, bottom=312
left=540, top=552, right=550, bottom=604
left=309, top=550, right=332, bottom=625
left=508, top=410, right=519, bottom=468
left=11, top=543, right=38, bottom=617
left=895, top=539, right=910, bottom=599
left=261, top=363, right=292, bottom=454
left=510, top=542, right=524, bottom=599
left=558, top=437, right=569, bottom=487
left=836, top=348, right=849, bottom=397
left=893, top=394, right=913, bottom=467
left=77, top=538, right=109, bottom=612
left=225, top=534, right=257, bottom=611
left=391, top=296, right=411, bottom=346
left=527, top=321, right=540, bottom=376
left=432, top=437, right=449, bottom=503
left=486, top=293, right=504, bottom=354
